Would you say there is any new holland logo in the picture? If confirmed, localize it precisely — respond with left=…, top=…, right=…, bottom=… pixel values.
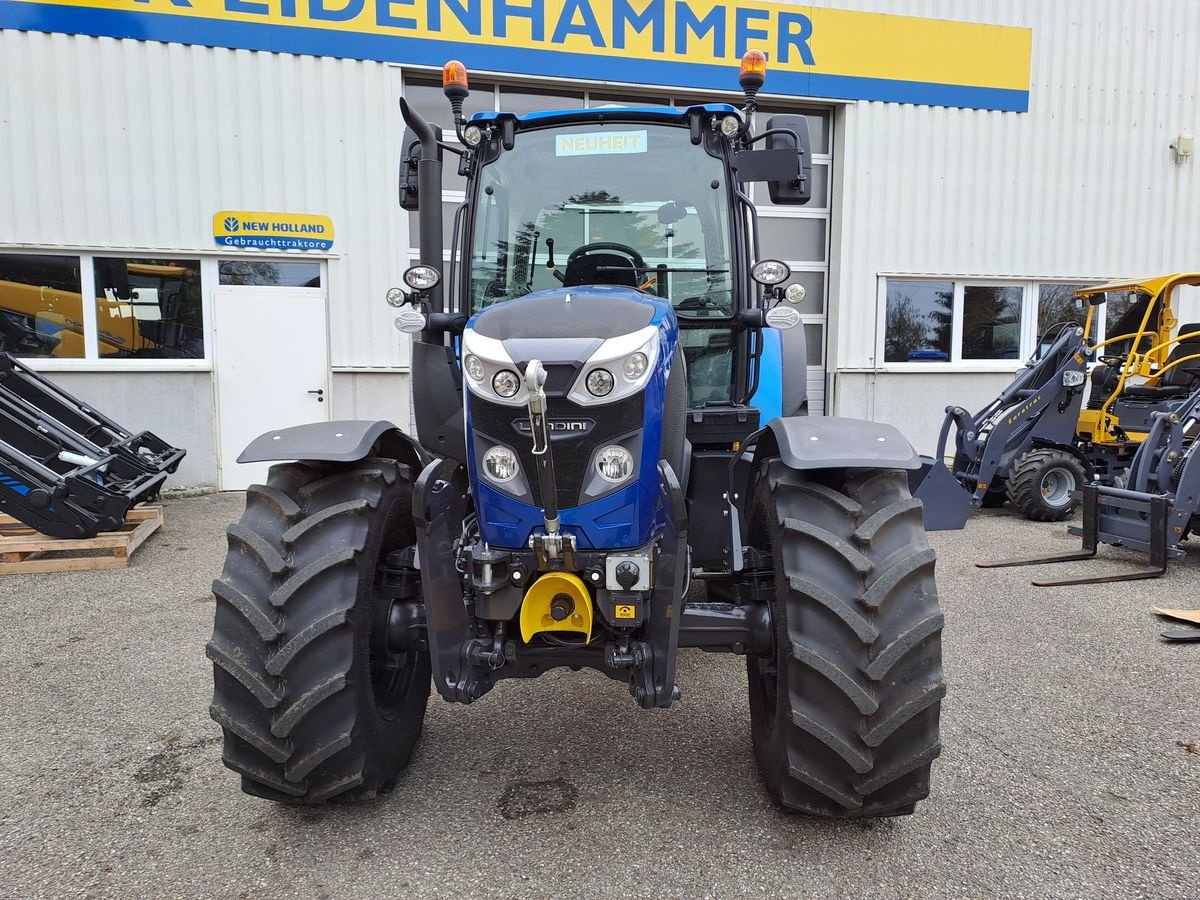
left=513, top=418, right=595, bottom=437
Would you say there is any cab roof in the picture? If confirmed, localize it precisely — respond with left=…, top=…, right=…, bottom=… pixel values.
left=1076, top=273, right=1200, bottom=298
left=469, top=103, right=740, bottom=128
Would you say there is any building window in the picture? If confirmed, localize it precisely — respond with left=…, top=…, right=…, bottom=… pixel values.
left=882, top=278, right=1102, bottom=365
left=0, top=253, right=85, bottom=358
left=219, top=260, right=321, bottom=287
left=961, top=284, right=1023, bottom=360
left=1037, top=283, right=1090, bottom=336
left=884, top=280, right=953, bottom=362
left=94, top=257, right=204, bottom=359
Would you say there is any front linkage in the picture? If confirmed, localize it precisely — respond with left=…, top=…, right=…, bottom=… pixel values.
left=411, top=360, right=764, bottom=708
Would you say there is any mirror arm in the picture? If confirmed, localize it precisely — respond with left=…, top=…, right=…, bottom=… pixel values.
left=735, top=309, right=767, bottom=329
left=427, top=312, right=469, bottom=335
left=746, top=127, right=802, bottom=147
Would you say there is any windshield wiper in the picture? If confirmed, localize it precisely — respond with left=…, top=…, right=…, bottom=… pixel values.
left=596, top=266, right=729, bottom=274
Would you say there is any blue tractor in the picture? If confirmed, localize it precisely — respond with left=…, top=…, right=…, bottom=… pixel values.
left=208, top=55, right=945, bottom=818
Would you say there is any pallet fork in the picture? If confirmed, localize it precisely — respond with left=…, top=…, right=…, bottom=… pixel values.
left=0, top=353, right=185, bottom=538
left=976, top=484, right=1173, bottom=585
left=979, top=388, right=1200, bottom=585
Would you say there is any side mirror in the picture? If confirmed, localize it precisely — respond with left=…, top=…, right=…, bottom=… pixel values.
left=764, top=114, right=813, bottom=205
left=398, top=123, right=442, bottom=212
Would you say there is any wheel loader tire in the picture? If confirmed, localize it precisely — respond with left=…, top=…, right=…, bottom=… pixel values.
left=207, top=459, right=431, bottom=804
left=746, top=461, right=944, bottom=818
left=1005, top=448, right=1087, bottom=522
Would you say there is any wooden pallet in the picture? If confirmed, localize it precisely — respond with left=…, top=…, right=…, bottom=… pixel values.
left=0, top=505, right=164, bottom=574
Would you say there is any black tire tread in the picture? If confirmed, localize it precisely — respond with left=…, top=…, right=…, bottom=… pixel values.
left=1006, top=448, right=1086, bottom=521
left=208, top=459, right=430, bottom=804
left=750, top=462, right=944, bottom=818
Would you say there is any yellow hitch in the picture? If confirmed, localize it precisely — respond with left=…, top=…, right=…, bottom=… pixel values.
left=519, top=572, right=593, bottom=643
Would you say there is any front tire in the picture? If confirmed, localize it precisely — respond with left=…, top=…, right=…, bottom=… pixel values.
left=1006, top=448, right=1086, bottom=521
left=747, top=461, right=944, bottom=818
left=207, top=459, right=431, bottom=804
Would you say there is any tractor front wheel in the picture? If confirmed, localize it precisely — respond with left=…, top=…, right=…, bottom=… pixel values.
left=747, top=461, right=944, bottom=818
left=1006, top=448, right=1087, bottom=521
left=207, top=459, right=431, bottom=804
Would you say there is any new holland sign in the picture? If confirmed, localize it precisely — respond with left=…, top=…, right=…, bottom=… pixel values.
left=0, top=1, right=1032, bottom=111
left=214, top=211, right=335, bottom=250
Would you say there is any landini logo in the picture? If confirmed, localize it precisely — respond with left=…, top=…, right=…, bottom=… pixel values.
left=513, top=418, right=595, bottom=437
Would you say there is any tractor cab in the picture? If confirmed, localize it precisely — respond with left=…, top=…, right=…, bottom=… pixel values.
left=394, top=56, right=815, bottom=567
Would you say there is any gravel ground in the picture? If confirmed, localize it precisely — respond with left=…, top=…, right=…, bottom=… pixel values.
left=0, top=492, right=1197, bottom=899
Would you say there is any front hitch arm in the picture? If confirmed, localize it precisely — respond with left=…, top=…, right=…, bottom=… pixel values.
left=524, top=360, right=572, bottom=562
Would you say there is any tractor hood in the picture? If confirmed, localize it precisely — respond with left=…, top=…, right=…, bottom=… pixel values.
left=460, top=285, right=680, bottom=551
left=468, top=285, right=670, bottom=359
left=462, top=286, right=675, bottom=398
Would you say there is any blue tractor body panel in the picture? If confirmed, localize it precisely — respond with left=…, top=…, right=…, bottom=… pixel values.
left=750, top=329, right=783, bottom=424
left=463, top=286, right=679, bottom=552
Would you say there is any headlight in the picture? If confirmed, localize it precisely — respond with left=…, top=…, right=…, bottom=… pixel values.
left=492, top=369, right=520, bottom=398
left=567, top=325, right=659, bottom=406
left=464, top=354, right=485, bottom=382
left=595, top=445, right=634, bottom=483
left=622, top=352, right=648, bottom=379
left=483, top=446, right=519, bottom=483
left=751, top=260, right=790, bottom=286
left=385, top=287, right=407, bottom=307
left=1063, top=370, right=1086, bottom=387
left=463, top=124, right=483, bottom=146
left=403, top=264, right=441, bottom=291
left=586, top=368, right=614, bottom=397
left=719, top=114, right=741, bottom=136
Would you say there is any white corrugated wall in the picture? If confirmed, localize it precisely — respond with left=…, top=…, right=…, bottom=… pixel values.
left=0, top=29, right=409, bottom=369
left=3, top=3, right=1200, bottom=385
left=816, top=0, right=1200, bottom=373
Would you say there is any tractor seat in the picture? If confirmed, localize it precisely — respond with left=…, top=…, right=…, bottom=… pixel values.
left=1086, top=363, right=1122, bottom=409
left=1120, top=323, right=1200, bottom=401
left=562, top=252, right=639, bottom=288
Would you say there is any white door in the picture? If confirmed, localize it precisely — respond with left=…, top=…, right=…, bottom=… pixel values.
left=213, top=289, right=330, bottom=490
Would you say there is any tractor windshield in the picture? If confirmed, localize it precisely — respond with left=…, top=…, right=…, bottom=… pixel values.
left=467, top=121, right=734, bottom=315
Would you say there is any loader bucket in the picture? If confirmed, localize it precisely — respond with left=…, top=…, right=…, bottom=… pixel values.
left=910, top=456, right=971, bottom=531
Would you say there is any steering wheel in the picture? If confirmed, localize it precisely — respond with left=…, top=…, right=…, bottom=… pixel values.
left=565, top=242, right=647, bottom=270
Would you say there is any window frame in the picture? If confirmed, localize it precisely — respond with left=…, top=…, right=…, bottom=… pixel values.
left=875, top=275, right=1105, bottom=372
left=0, top=248, right=327, bottom=372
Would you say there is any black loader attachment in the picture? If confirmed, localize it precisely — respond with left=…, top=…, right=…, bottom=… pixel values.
left=979, top=383, right=1200, bottom=584
left=0, top=353, right=185, bottom=537
left=912, top=322, right=1091, bottom=529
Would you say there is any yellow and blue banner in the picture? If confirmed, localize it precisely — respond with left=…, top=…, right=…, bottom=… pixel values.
left=1, top=1, right=1032, bottom=111
left=213, top=210, right=335, bottom=250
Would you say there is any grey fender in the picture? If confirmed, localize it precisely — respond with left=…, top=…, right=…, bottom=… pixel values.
left=758, top=415, right=921, bottom=471
left=238, top=419, right=428, bottom=471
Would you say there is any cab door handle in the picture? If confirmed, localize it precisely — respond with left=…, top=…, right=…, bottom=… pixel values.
left=308, top=389, right=325, bottom=402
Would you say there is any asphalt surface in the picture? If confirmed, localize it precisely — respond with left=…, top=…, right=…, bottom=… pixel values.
left=1, top=492, right=1197, bottom=899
